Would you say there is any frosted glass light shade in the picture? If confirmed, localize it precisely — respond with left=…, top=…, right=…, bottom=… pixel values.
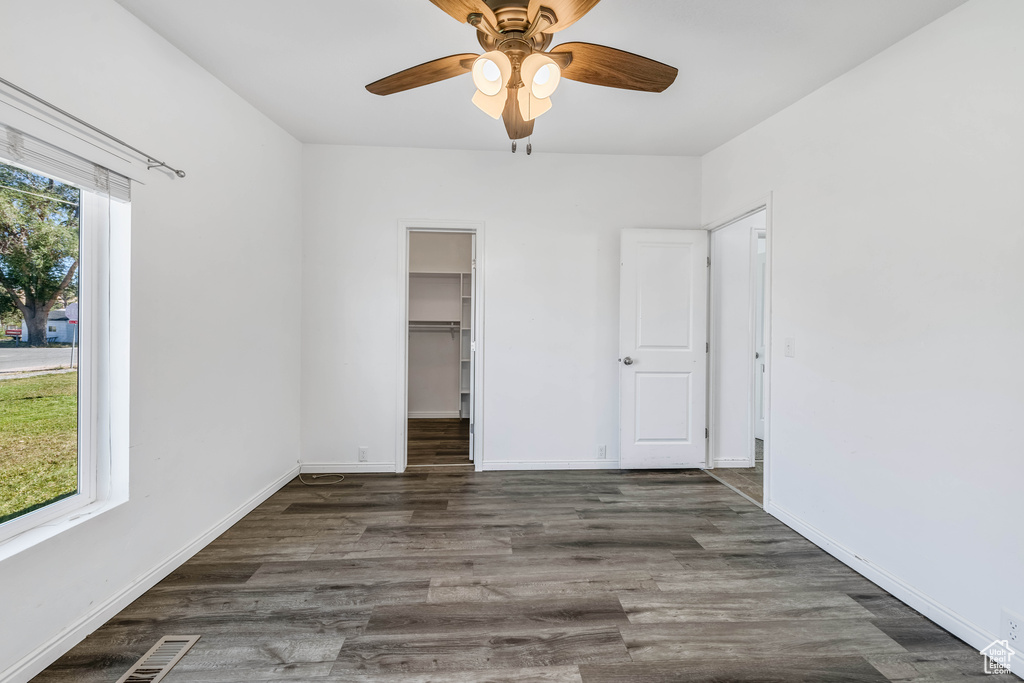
left=518, top=54, right=561, bottom=121
left=471, top=51, right=512, bottom=119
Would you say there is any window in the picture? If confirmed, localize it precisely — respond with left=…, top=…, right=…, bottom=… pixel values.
left=0, top=126, right=129, bottom=550
left=0, top=162, right=82, bottom=527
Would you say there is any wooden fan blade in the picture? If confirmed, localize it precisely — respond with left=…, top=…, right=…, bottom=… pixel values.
left=366, top=54, right=479, bottom=96
left=528, top=0, right=601, bottom=33
left=429, top=0, right=498, bottom=26
left=551, top=42, right=677, bottom=92
left=502, top=92, right=535, bottom=140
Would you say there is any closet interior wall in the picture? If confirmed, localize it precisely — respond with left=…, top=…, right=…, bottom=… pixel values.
left=407, top=232, right=472, bottom=418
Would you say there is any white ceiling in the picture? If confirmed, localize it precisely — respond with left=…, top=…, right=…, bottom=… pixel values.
left=114, top=0, right=966, bottom=156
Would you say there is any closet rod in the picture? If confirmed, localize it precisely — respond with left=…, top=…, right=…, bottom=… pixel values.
left=0, top=75, right=187, bottom=178
left=409, top=322, right=459, bottom=338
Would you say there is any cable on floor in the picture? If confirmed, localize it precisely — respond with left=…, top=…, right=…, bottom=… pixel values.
left=298, top=473, right=345, bottom=486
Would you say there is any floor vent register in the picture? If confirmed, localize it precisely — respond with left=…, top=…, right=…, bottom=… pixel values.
left=115, top=635, right=200, bottom=683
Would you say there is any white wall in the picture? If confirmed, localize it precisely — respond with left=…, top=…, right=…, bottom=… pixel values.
left=302, top=146, right=701, bottom=470
left=710, top=210, right=765, bottom=465
left=0, top=1, right=303, bottom=680
left=702, top=0, right=1024, bottom=657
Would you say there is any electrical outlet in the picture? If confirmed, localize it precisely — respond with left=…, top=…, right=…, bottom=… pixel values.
left=784, top=337, right=796, bottom=358
left=358, top=447, right=368, bottom=462
left=1003, top=608, right=1023, bottom=650
left=597, top=445, right=607, bottom=460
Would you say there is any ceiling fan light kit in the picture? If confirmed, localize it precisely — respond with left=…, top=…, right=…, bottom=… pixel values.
left=366, top=0, right=678, bottom=150
left=518, top=53, right=561, bottom=121
left=471, top=51, right=513, bottom=117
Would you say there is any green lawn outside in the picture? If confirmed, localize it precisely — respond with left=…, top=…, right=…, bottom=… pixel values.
left=0, top=372, right=78, bottom=523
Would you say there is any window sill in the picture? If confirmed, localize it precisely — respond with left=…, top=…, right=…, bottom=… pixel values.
left=0, top=495, right=127, bottom=563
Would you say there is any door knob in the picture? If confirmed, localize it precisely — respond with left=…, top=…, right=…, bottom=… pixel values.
left=622, top=356, right=634, bottom=365
left=755, top=352, right=760, bottom=359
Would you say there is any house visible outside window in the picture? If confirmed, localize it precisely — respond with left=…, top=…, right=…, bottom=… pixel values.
left=0, top=125, right=130, bottom=550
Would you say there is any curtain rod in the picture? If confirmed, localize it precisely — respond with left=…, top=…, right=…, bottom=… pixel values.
left=0, top=75, right=186, bottom=178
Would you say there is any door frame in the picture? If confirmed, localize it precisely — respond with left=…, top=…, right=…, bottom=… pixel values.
left=396, top=220, right=486, bottom=472
left=704, top=196, right=773, bottom=505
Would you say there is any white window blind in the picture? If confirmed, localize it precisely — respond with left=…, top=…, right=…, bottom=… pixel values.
left=0, top=124, right=130, bottom=201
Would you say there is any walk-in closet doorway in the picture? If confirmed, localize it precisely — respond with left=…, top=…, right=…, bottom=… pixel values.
left=397, top=222, right=484, bottom=471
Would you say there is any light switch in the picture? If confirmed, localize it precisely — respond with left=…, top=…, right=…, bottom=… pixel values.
left=784, top=338, right=796, bottom=358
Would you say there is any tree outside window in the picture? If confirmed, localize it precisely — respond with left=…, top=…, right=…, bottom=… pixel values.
left=0, top=162, right=80, bottom=346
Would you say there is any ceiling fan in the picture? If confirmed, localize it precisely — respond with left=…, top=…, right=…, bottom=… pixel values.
left=366, top=0, right=678, bottom=147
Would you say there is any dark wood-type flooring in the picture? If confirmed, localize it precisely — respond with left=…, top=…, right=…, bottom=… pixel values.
left=33, top=469, right=990, bottom=682
left=708, top=461, right=764, bottom=506
left=407, top=418, right=470, bottom=467
left=708, top=439, right=764, bottom=505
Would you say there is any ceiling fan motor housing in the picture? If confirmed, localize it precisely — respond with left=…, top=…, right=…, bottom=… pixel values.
left=477, top=27, right=552, bottom=53
left=489, top=2, right=531, bottom=32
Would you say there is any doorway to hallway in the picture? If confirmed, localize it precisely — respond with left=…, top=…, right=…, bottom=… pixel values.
left=706, top=205, right=770, bottom=505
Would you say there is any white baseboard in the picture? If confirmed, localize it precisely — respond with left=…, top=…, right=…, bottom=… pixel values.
left=766, top=501, right=998, bottom=658
left=408, top=411, right=460, bottom=419
left=712, top=460, right=756, bottom=468
left=301, top=462, right=397, bottom=474
left=481, top=460, right=621, bottom=471
left=3, top=465, right=299, bottom=683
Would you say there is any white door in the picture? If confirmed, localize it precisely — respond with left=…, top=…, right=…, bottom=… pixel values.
left=753, top=236, right=766, bottom=441
left=466, top=252, right=476, bottom=460
left=619, top=229, right=708, bottom=469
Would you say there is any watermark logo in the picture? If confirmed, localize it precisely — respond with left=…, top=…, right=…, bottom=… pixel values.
left=981, top=639, right=1015, bottom=675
